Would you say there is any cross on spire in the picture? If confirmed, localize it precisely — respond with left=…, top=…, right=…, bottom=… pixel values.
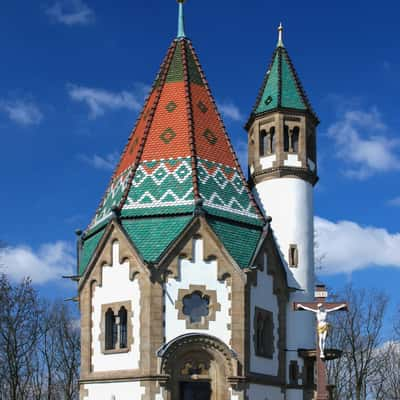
left=177, top=0, right=186, bottom=39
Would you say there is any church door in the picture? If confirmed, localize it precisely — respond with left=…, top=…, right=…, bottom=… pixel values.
left=180, top=381, right=211, bottom=400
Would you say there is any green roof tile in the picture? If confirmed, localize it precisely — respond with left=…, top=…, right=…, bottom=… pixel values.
left=122, top=216, right=192, bottom=263
left=207, top=217, right=262, bottom=269
left=79, top=229, right=106, bottom=275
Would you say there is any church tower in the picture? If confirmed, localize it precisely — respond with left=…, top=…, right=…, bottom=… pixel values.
left=246, top=24, right=319, bottom=399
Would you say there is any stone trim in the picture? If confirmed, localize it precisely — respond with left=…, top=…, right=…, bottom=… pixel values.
left=175, top=285, right=221, bottom=329
left=100, top=301, right=133, bottom=354
left=247, top=109, right=318, bottom=186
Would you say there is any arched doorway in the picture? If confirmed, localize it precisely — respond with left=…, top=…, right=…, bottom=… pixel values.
left=158, top=334, right=238, bottom=400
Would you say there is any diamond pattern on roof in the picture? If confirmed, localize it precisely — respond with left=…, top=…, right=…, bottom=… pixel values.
left=160, top=127, right=177, bottom=144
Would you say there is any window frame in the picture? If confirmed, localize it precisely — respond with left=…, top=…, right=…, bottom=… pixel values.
left=100, top=301, right=133, bottom=355
left=253, top=307, right=274, bottom=359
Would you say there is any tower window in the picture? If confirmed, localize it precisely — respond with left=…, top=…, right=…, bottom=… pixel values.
left=260, top=127, right=276, bottom=156
left=284, top=125, right=290, bottom=152
left=292, top=127, right=300, bottom=153
left=105, top=308, right=117, bottom=350
left=289, top=245, right=298, bottom=268
left=254, top=307, right=274, bottom=358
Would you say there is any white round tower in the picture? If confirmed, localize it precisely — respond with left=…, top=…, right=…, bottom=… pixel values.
left=246, top=24, right=319, bottom=399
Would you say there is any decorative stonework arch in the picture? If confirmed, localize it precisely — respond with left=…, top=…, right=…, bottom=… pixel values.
left=158, top=333, right=242, bottom=400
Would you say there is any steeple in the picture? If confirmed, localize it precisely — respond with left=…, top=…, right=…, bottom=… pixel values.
left=177, top=0, right=186, bottom=39
left=246, top=25, right=318, bottom=128
left=78, top=2, right=264, bottom=277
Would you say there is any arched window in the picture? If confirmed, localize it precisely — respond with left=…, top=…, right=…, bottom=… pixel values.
left=284, top=125, right=290, bottom=152
left=105, top=308, right=116, bottom=350
left=259, top=130, right=267, bottom=156
left=118, top=307, right=128, bottom=349
left=269, top=127, right=276, bottom=153
left=292, top=127, right=300, bottom=153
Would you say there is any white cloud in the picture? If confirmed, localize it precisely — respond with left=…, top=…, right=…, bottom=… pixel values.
left=0, top=100, right=43, bottom=126
left=79, top=152, right=118, bottom=171
left=388, top=197, right=400, bottom=207
left=68, top=84, right=147, bottom=119
left=315, top=216, right=400, bottom=275
left=46, top=0, right=94, bottom=26
left=218, top=101, right=244, bottom=122
left=327, top=108, right=400, bottom=179
left=0, top=242, right=75, bottom=284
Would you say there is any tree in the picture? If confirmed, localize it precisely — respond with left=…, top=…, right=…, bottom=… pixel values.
left=0, top=274, right=43, bottom=399
left=327, top=285, right=389, bottom=400
left=0, top=274, right=80, bottom=399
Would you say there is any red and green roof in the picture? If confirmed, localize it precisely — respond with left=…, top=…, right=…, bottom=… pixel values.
left=79, top=34, right=264, bottom=275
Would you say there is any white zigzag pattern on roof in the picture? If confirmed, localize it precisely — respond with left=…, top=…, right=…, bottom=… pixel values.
left=124, top=188, right=193, bottom=209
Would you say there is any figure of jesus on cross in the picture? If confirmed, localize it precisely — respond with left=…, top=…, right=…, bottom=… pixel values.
left=294, top=285, right=348, bottom=400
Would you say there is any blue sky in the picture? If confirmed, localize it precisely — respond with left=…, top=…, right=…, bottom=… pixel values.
left=0, top=0, right=399, bottom=330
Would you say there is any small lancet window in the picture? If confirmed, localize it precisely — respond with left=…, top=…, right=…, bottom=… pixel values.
left=284, top=125, right=290, bottom=152
left=292, top=127, right=300, bottom=153
left=118, top=307, right=128, bottom=349
left=289, top=245, right=298, bottom=268
left=105, top=308, right=117, bottom=350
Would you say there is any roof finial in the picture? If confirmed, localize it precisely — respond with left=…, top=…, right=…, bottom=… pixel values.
left=177, top=0, right=186, bottom=39
left=277, top=22, right=284, bottom=47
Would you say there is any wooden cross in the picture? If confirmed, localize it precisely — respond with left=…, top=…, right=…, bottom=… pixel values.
left=294, top=285, right=348, bottom=400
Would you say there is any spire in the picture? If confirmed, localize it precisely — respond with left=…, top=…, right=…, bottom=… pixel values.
left=177, top=0, right=186, bottom=39
left=277, top=22, right=284, bottom=47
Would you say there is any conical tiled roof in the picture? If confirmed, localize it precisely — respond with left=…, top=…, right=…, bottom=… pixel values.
left=79, top=33, right=265, bottom=275
left=246, top=34, right=318, bottom=128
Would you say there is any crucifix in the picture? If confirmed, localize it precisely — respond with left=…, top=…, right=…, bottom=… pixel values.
left=294, top=285, right=348, bottom=400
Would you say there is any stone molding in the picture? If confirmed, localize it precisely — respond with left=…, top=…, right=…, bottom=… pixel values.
left=175, top=284, right=221, bottom=329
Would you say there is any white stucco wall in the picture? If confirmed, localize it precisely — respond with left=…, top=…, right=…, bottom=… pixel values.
left=92, top=241, right=141, bottom=372
left=284, top=154, right=302, bottom=167
left=164, top=238, right=232, bottom=346
left=260, top=154, right=277, bottom=169
left=253, top=178, right=315, bottom=380
left=247, top=383, right=283, bottom=400
left=83, top=381, right=145, bottom=400
left=249, top=252, right=280, bottom=376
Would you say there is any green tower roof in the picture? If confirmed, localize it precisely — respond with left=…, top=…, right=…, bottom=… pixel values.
left=247, top=24, right=318, bottom=127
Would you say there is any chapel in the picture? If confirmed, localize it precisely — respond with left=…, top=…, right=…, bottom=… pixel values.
left=76, top=2, right=319, bottom=399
